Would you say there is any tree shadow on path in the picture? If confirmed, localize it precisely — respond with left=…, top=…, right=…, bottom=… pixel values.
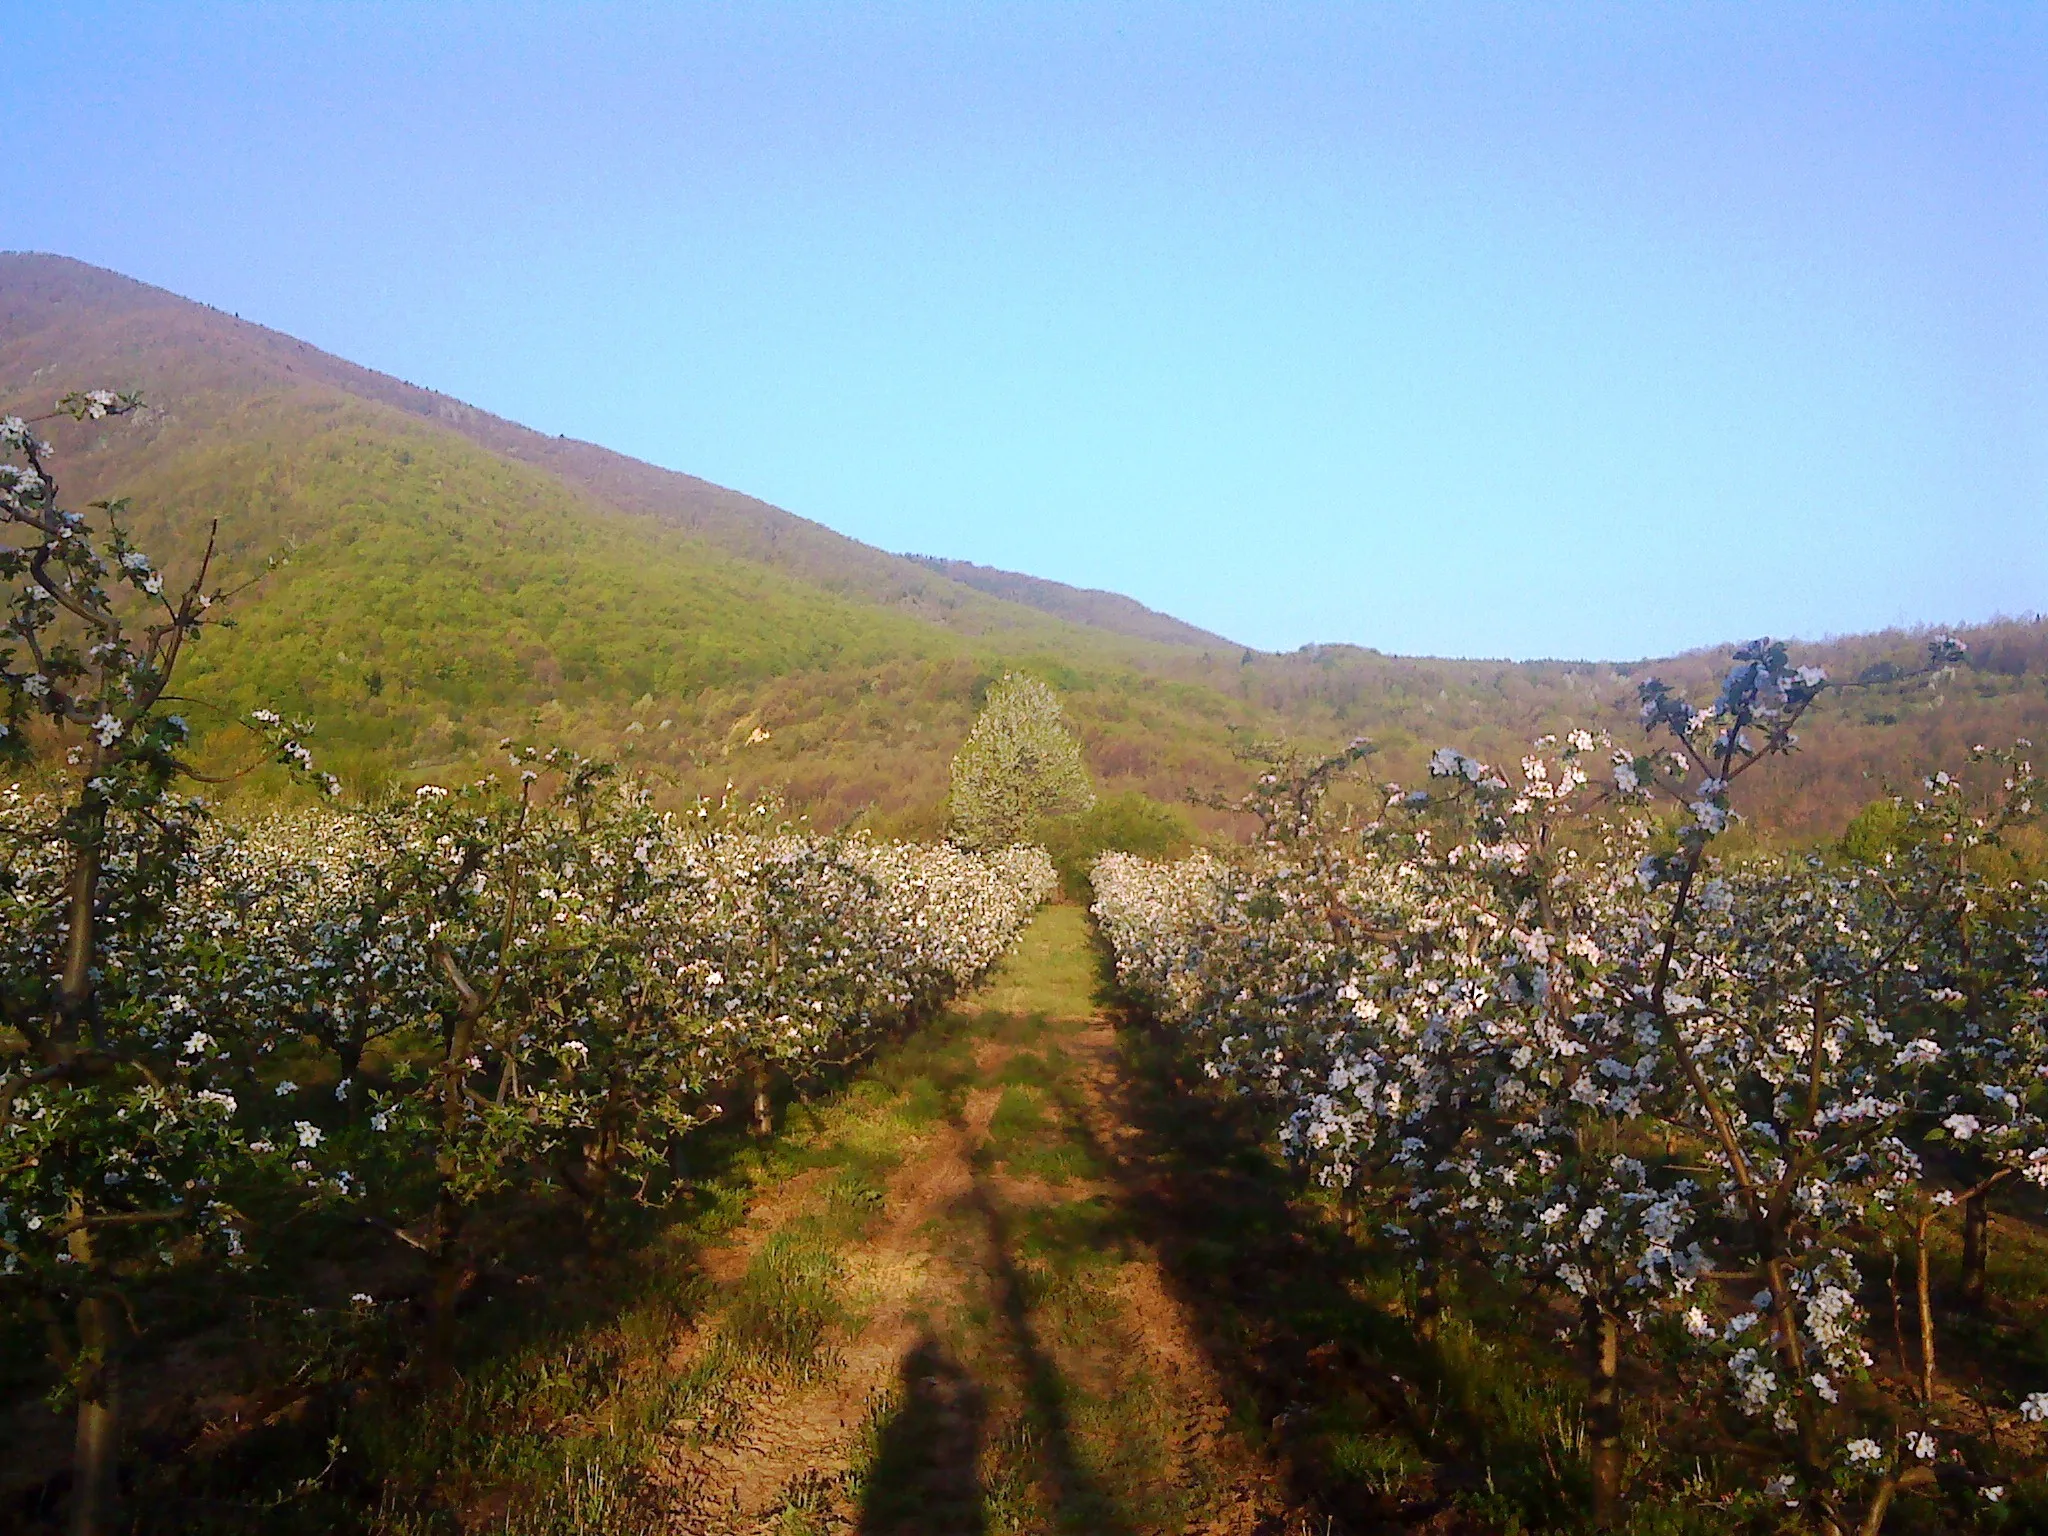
left=1077, top=954, right=1522, bottom=1532
left=962, top=1165, right=1137, bottom=1536
left=855, top=1161, right=1141, bottom=1536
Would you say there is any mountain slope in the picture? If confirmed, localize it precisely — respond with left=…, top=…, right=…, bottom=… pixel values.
left=904, top=554, right=1236, bottom=649
left=0, top=253, right=1186, bottom=647
left=0, top=253, right=1277, bottom=823
left=2, top=251, right=2042, bottom=841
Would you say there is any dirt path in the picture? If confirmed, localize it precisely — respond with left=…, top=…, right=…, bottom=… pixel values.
left=649, top=904, right=1305, bottom=1535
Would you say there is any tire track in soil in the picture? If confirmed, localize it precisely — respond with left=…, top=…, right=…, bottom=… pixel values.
left=658, top=1124, right=975, bottom=1530
left=648, top=907, right=1309, bottom=1535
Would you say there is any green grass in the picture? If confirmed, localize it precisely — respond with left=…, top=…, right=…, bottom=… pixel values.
left=984, top=1063, right=1099, bottom=1185
left=967, top=903, right=1103, bottom=1022
left=720, top=1226, right=851, bottom=1382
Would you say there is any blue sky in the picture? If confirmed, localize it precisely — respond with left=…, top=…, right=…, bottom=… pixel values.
left=3, top=3, right=2042, bottom=659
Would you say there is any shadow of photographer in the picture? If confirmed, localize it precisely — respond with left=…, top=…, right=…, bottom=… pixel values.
left=858, top=1333, right=988, bottom=1534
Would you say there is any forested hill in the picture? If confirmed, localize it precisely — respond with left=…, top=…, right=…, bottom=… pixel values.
left=903, top=554, right=1237, bottom=649
left=2, top=251, right=2042, bottom=840
left=0, top=252, right=1269, bottom=824
left=1240, top=627, right=2048, bottom=841
left=0, top=253, right=1184, bottom=645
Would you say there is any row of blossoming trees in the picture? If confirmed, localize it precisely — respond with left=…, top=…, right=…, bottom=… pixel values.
left=0, top=395, right=1054, bottom=1534
left=1094, top=642, right=2048, bottom=1533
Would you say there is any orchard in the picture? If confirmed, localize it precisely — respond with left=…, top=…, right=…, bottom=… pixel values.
left=1095, top=643, right=2048, bottom=1533
left=0, top=396, right=1053, bottom=1533
left=9, top=389, right=2048, bottom=1534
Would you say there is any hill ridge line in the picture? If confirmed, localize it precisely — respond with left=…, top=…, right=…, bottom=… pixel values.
left=0, top=251, right=1225, bottom=655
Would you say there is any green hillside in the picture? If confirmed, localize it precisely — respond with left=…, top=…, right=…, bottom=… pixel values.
left=904, top=553, right=1237, bottom=648
left=39, top=393, right=1264, bottom=823
left=0, top=255, right=1279, bottom=825
left=3, top=251, right=2043, bottom=838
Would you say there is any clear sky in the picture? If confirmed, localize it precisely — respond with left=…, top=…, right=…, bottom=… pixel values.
left=3, top=3, right=2042, bottom=660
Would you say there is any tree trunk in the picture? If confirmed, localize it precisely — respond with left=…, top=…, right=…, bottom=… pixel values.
left=425, top=1250, right=467, bottom=1392
left=336, top=1037, right=365, bottom=1123
left=1759, top=1248, right=1825, bottom=1476
left=1583, top=1299, right=1622, bottom=1527
left=58, top=831, right=101, bottom=1036
left=1914, top=1221, right=1937, bottom=1405
left=1960, top=1190, right=1989, bottom=1314
left=427, top=978, right=482, bottom=1392
left=68, top=1292, right=120, bottom=1536
left=1413, top=1262, right=1440, bottom=1344
left=1855, top=1466, right=1937, bottom=1536
left=1854, top=1476, right=1897, bottom=1536
left=423, top=1185, right=469, bottom=1393
left=750, top=1063, right=775, bottom=1138
left=570, top=1128, right=618, bottom=1258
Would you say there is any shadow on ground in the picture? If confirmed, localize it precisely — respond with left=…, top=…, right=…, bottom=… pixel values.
left=1079, top=946, right=1578, bottom=1534
left=965, top=1155, right=1137, bottom=1536
left=859, top=1333, right=988, bottom=1535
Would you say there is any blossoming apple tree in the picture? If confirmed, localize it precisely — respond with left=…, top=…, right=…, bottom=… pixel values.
left=1095, top=637, right=2047, bottom=1531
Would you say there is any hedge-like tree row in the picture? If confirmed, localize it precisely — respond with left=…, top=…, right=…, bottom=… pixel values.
left=1094, top=641, right=2048, bottom=1531
left=0, top=392, right=1054, bottom=1530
